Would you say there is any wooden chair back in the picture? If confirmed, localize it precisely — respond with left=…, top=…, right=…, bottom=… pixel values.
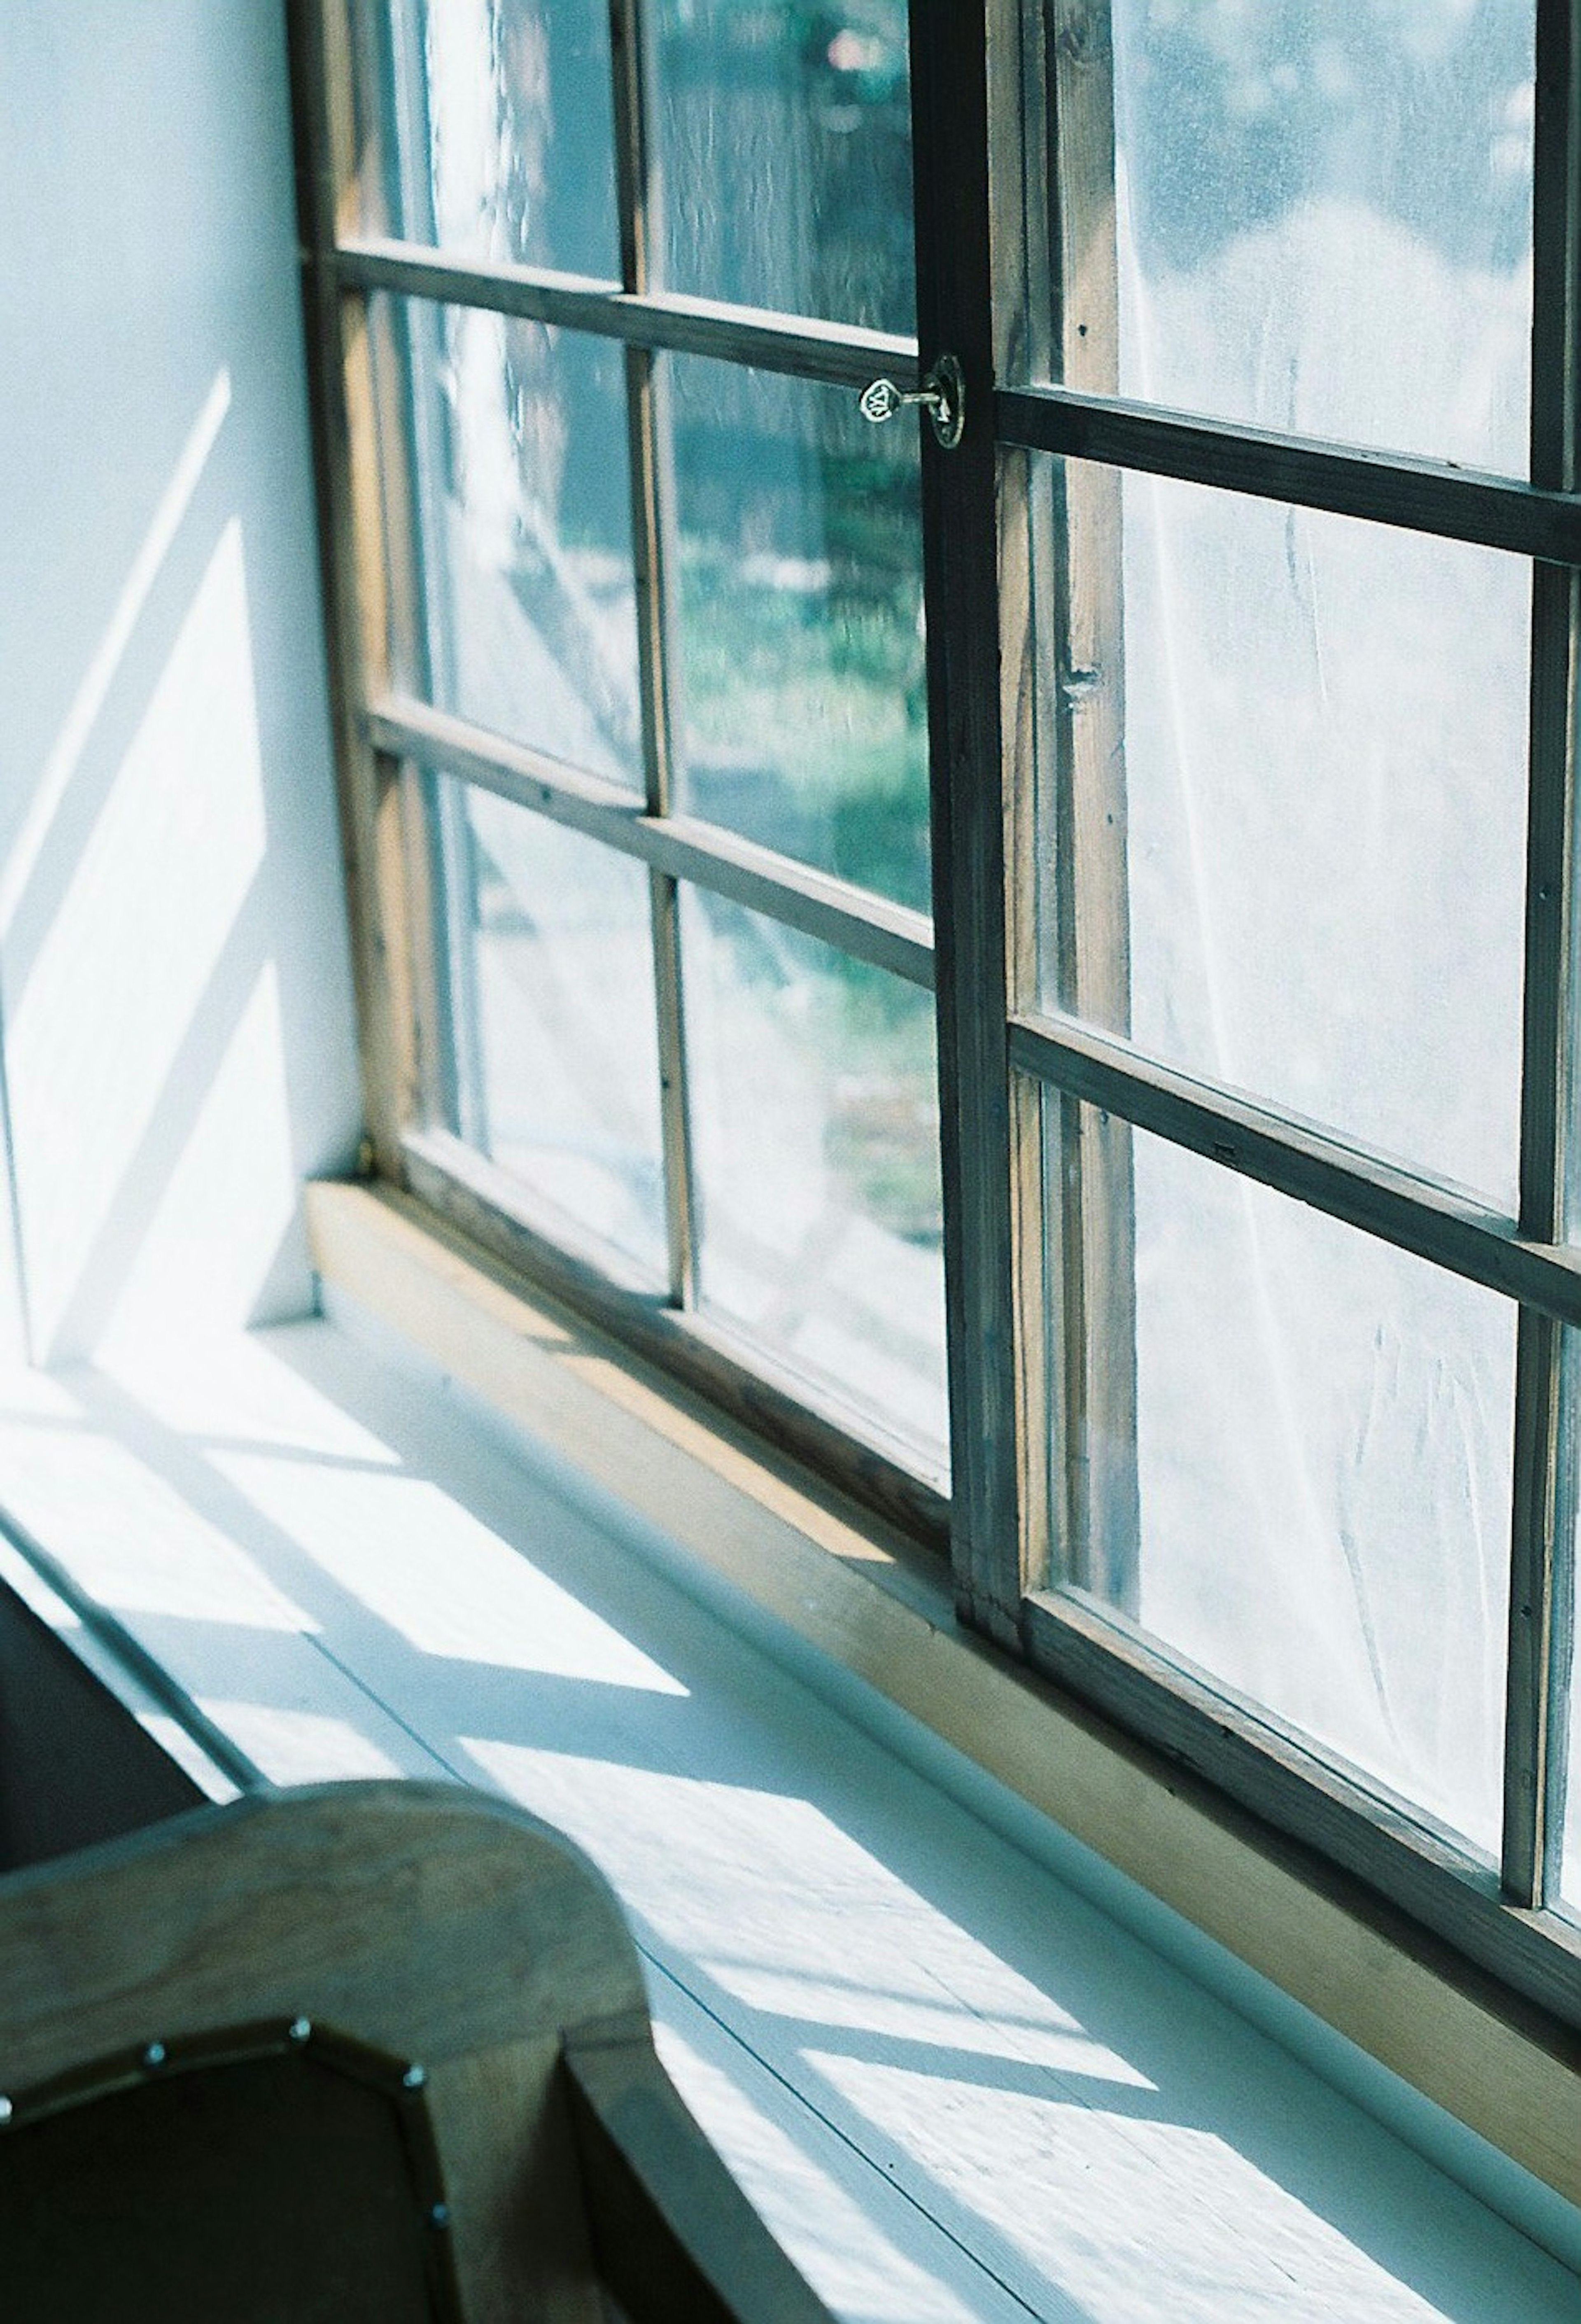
left=0, top=1780, right=835, bottom=2322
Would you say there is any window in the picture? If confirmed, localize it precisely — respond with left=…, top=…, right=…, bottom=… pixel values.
left=290, top=0, right=1581, bottom=2032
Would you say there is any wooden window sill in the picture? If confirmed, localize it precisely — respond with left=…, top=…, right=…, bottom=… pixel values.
left=305, top=1177, right=1581, bottom=2240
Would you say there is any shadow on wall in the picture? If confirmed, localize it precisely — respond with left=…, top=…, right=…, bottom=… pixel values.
left=0, top=4, right=361, bottom=1372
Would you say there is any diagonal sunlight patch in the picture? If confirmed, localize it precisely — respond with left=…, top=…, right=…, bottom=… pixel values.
left=693, top=1966, right=1154, bottom=2088
left=802, top=2056, right=1457, bottom=2324
left=649, top=2012, right=989, bottom=2324
left=0, top=1367, right=84, bottom=1425
left=1, top=369, right=232, bottom=937
left=0, top=1416, right=313, bottom=1631
left=212, top=1455, right=687, bottom=1692
left=0, top=1538, right=82, bottom=1630
left=453, top=1748, right=1125, bottom=2073
left=457, top=1753, right=1490, bottom=2320
left=454, top=1747, right=1544, bottom=2316
left=134, top=1713, right=242, bottom=1804
left=192, top=1700, right=404, bottom=1786
left=92, top=957, right=299, bottom=1348
left=455, top=1744, right=1143, bottom=2095
left=94, top=1328, right=403, bottom=1464
left=9, top=515, right=268, bottom=1356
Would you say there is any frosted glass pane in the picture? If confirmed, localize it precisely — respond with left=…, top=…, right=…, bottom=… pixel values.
left=671, top=357, right=929, bottom=913
left=391, top=301, right=642, bottom=787
left=1563, top=1337, right=1581, bottom=1910
left=356, top=0, right=621, bottom=278
left=441, top=781, right=666, bottom=1277
left=1035, top=462, right=1528, bottom=1211
left=655, top=0, right=914, bottom=331
left=682, top=892, right=947, bottom=1461
left=1107, top=0, right=1533, bottom=469
left=1568, top=1590, right=1581, bottom=1906
left=1056, top=1113, right=1513, bottom=1854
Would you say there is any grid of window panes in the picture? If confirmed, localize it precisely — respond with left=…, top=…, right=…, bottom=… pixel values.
left=999, top=0, right=1581, bottom=1950
left=341, top=0, right=948, bottom=1480
left=310, top=0, right=1581, bottom=2004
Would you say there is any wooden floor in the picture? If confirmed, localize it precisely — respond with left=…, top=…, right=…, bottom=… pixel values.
left=0, top=1316, right=1576, bottom=2322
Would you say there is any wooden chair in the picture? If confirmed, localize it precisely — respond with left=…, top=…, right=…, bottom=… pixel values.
left=0, top=1780, right=835, bottom=2322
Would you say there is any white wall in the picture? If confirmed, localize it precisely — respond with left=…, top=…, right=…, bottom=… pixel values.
left=0, top=3, right=361, bottom=1365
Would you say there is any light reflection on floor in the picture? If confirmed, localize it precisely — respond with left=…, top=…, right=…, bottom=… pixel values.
left=0, top=1319, right=1573, bottom=2323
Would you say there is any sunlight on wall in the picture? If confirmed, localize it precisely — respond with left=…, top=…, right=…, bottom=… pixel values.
left=97, top=960, right=300, bottom=1358
left=9, top=517, right=270, bottom=1357
left=0, top=370, right=234, bottom=942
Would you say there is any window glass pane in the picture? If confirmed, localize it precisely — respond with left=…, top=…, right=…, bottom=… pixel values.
left=655, top=0, right=914, bottom=331
left=1567, top=1588, right=1581, bottom=1910
left=438, top=779, right=667, bottom=1278
left=1033, top=460, right=1528, bottom=1212
left=1104, top=0, right=1534, bottom=470
left=1561, top=1337, right=1581, bottom=1911
left=1048, top=1107, right=1514, bottom=1855
left=671, top=356, right=930, bottom=913
left=682, top=891, right=947, bottom=1463
left=354, top=0, right=622, bottom=278
left=1566, top=1703, right=1581, bottom=1910
left=387, top=300, right=642, bottom=787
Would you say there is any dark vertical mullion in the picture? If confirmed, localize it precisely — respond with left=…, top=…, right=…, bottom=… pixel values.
left=1503, top=0, right=1581, bottom=1907
left=609, top=0, right=697, bottom=1307
left=912, top=0, right=1022, bottom=1640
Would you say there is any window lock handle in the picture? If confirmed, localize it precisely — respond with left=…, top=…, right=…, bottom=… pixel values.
left=859, top=352, right=965, bottom=449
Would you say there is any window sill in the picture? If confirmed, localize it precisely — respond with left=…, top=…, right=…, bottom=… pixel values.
left=306, top=1177, right=1581, bottom=2242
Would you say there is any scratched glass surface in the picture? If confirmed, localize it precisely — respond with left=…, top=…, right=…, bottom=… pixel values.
left=1031, top=457, right=1530, bottom=1213
left=1563, top=1337, right=1581, bottom=1911
left=669, top=353, right=930, bottom=913
left=682, top=889, right=947, bottom=1464
left=1568, top=1661, right=1581, bottom=1910
left=387, top=298, right=643, bottom=787
left=354, top=0, right=622, bottom=278
left=1090, top=0, right=1535, bottom=470
left=1050, top=1106, right=1514, bottom=1858
left=438, top=778, right=667, bottom=1279
left=653, top=0, right=915, bottom=331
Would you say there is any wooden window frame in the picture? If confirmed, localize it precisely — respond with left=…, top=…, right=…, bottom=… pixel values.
left=923, top=0, right=1581, bottom=2029
left=287, top=0, right=1581, bottom=2047
left=287, top=0, right=949, bottom=1547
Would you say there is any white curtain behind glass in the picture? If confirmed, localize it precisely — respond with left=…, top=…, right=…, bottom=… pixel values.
left=1104, top=0, right=1534, bottom=1848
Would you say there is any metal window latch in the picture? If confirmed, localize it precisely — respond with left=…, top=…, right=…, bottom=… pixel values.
left=859, top=352, right=965, bottom=449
